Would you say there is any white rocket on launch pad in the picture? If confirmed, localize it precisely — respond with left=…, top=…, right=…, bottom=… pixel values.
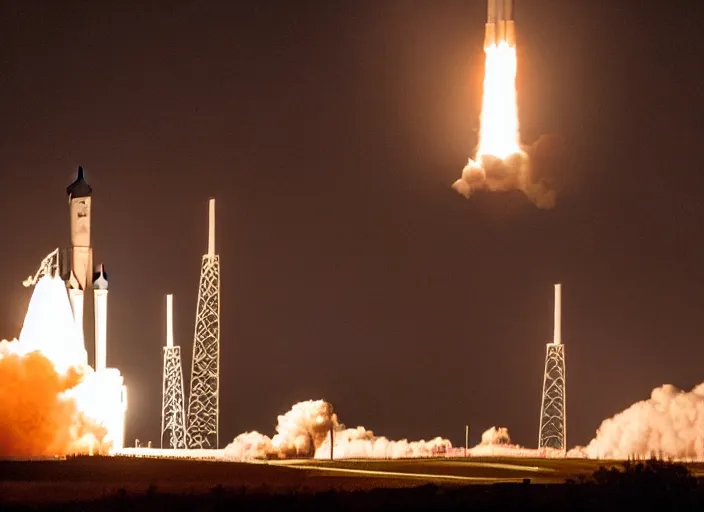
left=65, top=166, right=128, bottom=451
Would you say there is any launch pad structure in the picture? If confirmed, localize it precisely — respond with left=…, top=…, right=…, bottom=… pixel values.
left=186, top=198, right=221, bottom=449
left=538, top=284, right=567, bottom=451
left=161, top=294, right=187, bottom=449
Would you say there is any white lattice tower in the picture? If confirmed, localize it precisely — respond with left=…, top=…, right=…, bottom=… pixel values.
left=538, top=284, right=567, bottom=451
left=538, top=283, right=567, bottom=451
left=161, top=294, right=186, bottom=449
left=187, top=198, right=221, bottom=449
left=539, top=343, right=566, bottom=450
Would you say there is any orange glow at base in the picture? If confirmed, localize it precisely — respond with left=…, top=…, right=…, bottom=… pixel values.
left=0, top=276, right=124, bottom=457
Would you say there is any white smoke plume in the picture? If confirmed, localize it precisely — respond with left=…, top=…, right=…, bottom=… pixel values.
left=480, top=426, right=511, bottom=445
left=570, top=383, right=704, bottom=460
left=316, top=426, right=451, bottom=460
left=223, top=399, right=451, bottom=461
left=452, top=149, right=556, bottom=209
left=224, top=387, right=704, bottom=462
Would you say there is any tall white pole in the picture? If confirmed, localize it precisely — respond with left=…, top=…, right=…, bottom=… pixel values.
left=553, top=283, right=562, bottom=345
left=166, top=294, right=174, bottom=349
left=208, top=198, right=215, bottom=258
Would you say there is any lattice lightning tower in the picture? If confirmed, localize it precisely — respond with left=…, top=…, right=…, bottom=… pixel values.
left=186, top=198, right=221, bottom=449
left=161, top=294, right=186, bottom=449
left=538, top=283, right=567, bottom=451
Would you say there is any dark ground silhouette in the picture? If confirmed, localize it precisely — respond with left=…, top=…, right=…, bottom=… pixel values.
left=1, top=459, right=703, bottom=511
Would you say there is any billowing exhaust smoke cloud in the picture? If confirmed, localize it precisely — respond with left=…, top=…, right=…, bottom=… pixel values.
left=0, top=346, right=102, bottom=457
left=0, top=276, right=110, bottom=457
left=481, top=425, right=511, bottom=445
left=454, top=34, right=556, bottom=209
left=223, top=390, right=704, bottom=462
left=223, top=399, right=451, bottom=460
left=569, top=383, right=704, bottom=460
left=453, top=150, right=556, bottom=209
left=452, top=426, right=561, bottom=458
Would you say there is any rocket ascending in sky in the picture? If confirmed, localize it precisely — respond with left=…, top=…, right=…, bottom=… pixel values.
left=484, top=0, right=515, bottom=49
left=453, top=0, right=557, bottom=209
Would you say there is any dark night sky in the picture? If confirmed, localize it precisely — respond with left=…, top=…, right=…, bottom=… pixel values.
left=1, top=0, right=704, bottom=449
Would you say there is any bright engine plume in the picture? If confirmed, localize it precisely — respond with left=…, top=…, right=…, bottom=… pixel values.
left=453, top=1, right=555, bottom=209
left=0, top=276, right=120, bottom=457
left=223, top=399, right=451, bottom=460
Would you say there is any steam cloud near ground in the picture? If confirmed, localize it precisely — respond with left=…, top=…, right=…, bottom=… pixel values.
left=0, top=277, right=108, bottom=457
left=223, top=384, right=704, bottom=462
left=222, top=399, right=526, bottom=461
left=570, top=384, right=704, bottom=460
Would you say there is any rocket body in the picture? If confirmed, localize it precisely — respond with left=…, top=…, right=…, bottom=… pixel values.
left=67, top=168, right=93, bottom=292
left=63, top=166, right=127, bottom=453
left=485, top=0, right=515, bottom=49
left=66, top=167, right=94, bottom=361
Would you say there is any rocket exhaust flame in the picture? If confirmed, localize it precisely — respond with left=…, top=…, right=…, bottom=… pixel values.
left=0, top=276, right=124, bottom=457
left=453, top=0, right=555, bottom=209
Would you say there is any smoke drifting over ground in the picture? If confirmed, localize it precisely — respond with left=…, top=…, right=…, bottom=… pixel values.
left=0, top=277, right=109, bottom=457
left=452, top=144, right=556, bottom=209
left=234, top=385, right=704, bottom=462
left=571, top=384, right=704, bottom=460
left=223, top=400, right=451, bottom=461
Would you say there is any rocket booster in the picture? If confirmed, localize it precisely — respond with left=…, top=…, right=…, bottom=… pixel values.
left=485, top=0, right=515, bottom=49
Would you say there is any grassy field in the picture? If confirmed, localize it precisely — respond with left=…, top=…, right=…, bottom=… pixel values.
left=281, top=456, right=635, bottom=484
left=2, top=455, right=704, bottom=505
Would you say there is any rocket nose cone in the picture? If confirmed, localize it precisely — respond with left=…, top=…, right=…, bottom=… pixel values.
left=93, top=264, right=108, bottom=289
left=67, top=165, right=92, bottom=197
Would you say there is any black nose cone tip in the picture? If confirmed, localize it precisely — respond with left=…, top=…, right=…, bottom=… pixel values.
left=67, top=165, right=93, bottom=198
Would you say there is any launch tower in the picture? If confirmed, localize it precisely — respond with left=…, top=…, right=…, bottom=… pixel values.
left=186, top=198, right=221, bottom=449
left=538, top=283, right=567, bottom=451
left=161, top=294, right=187, bottom=449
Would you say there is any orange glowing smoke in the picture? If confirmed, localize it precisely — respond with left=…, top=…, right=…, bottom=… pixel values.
left=0, top=276, right=111, bottom=457
left=0, top=344, right=105, bottom=457
left=453, top=34, right=555, bottom=208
